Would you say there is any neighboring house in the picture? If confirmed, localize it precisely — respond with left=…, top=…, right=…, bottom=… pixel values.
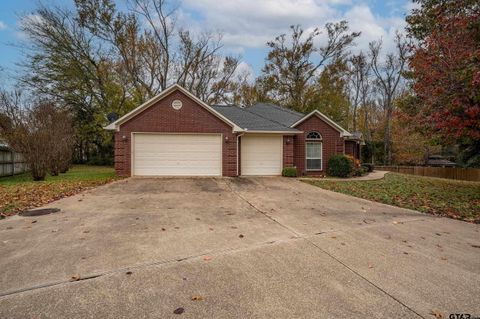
left=105, top=85, right=361, bottom=177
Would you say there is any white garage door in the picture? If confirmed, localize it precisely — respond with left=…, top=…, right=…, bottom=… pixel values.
left=241, top=134, right=282, bottom=176
left=133, top=134, right=222, bottom=176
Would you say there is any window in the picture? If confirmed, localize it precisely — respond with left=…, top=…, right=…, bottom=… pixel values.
left=306, top=131, right=322, bottom=171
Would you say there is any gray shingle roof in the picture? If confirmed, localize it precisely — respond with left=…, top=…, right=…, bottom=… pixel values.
left=211, top=104, right=301, bottom=132
left=246, top=103, right=304, bottom=127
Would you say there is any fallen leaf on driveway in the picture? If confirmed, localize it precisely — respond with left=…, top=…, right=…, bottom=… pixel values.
left=331, top=236, right=337, bottom=239
left=429, top=310, right=443, bottom=318
left=471, top=244, right=480, bottom=248
left=209, top=227, right=214, bottom=231
left=239, top=234, right=244, bottom=238
left=32, top=220, right=37, bottom=224
left=403, top=252, right=409, bottom=255
left=191, top=295, right=203, bottom=301
left=161, top=228, right=166, bottom=231
left=83, top=230, right=90, bottom=233
left=441, top=257, right=447, bottom=260
left=173, top=307, right=184, bottom=315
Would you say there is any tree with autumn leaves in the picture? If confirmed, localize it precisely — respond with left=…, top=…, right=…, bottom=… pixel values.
left=405, top=0, right=480, bottom=166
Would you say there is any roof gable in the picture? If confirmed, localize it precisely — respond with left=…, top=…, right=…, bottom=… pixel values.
left=104, top=84, right=242, bottom=132
left=290, top=110, right=351, bottom=137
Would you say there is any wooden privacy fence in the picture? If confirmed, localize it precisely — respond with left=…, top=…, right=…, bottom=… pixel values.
left=376, top=166, right=480, bottom=182
left=0, top=149, right=27, bottom=177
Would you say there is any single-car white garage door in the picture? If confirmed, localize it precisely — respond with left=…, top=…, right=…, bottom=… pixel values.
left=133, top=133, right=222, bottom=176
left=241, top=134, right=282, bottom=175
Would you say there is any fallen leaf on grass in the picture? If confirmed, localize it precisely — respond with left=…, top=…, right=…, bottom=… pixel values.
left=161, top=228, right=166, bottom=231
left=441, top=257, right=447, bottom=260
left=239, top=234, right=244, bottom=238
left=368, top=264, right=374, bottom=269
left=70, top=274, right=81, bottom=281
left=83, top=230, right=90, bottom=233
left=471, top=244, right=480, bottom=248
left=191, top=295, right=203, bottom=301
left=31, top=220, right=37, bottom=224
left=126, top=271, right=133, bottom=275
left=403, top=252, right=409, bottom=255
left=209, top=227, right=214, bottom=231
left=203, top=256, right=212, bottom=261
left=331, top=236, right=337, bottom=239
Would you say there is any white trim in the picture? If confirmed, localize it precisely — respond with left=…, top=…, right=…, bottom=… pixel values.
left=131, top=132, right=223, bottom=177
left=104, top=84, right=242, bottom=132
left=290, top=110, right=352, bottom=137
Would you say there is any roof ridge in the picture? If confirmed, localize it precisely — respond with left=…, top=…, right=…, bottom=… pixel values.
left=255, top=102, right=305, bottom=116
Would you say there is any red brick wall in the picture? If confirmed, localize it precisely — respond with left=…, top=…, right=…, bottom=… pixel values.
left=345, top=141, right=356, bottom=159
left=114, top=90, right=237, bottom=176
left=283, top=136, right=294, bottom=168
left=293, top=115, right=344, bottom=176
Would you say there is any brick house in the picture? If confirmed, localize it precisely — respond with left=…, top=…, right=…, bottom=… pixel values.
left=105, top=84, right=362, bottom=177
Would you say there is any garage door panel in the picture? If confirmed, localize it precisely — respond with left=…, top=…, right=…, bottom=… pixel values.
left=133, top=134, right=222, bottom=176
left=241, top=135, right=282, bottom=176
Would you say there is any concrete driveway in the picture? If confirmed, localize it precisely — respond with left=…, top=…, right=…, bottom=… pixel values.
left=0, top=177, right=479, bottom=319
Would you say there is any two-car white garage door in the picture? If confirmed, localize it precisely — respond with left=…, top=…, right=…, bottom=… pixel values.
left=132, top=133, right=283, bottom=176
left=133, top=134, right=222, bottom=176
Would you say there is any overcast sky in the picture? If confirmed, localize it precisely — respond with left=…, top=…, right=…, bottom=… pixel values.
left=0, top=0, right=415, bottom=85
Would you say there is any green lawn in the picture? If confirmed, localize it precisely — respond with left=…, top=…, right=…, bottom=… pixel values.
left=304, top=173, right=480, bottom=223
left=0, top=165, right=120, bottom=216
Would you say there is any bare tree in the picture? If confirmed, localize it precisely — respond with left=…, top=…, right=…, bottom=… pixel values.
left=0, top=90, right=74, bottom=180
left=369, top=32, right=409, bottom=165
left=348, top=52, right=372, bottom=134
left=261, top=22, right=360, bottom=112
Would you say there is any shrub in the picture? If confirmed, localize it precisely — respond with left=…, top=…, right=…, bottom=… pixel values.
left=361, top=163, right=374, bottom=172
left=282, top=167, right=297, bottom=177
left=328, top=155, right=353, bottom=177
left=353, top=165, right=368, bottom=176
